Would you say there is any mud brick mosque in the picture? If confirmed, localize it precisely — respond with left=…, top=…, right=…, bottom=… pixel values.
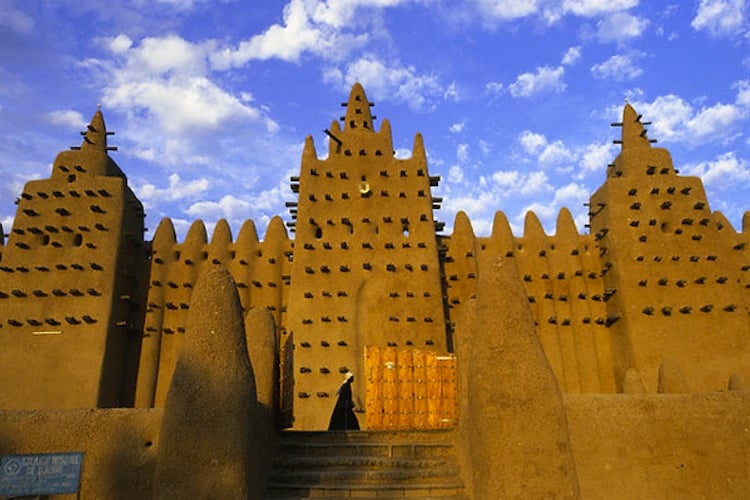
left=0, top=83, right=748, bottom=498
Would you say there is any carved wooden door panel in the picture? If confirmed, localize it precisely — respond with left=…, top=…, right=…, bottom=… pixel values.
left=365, top=346, right=457, bottom=430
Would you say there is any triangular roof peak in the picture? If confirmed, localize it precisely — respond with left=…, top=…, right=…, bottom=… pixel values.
left=80, top=109, right=111, bottom=154
left=342, top=83, right=375, bottom=132
left=618, top=103, right=654, bottom=151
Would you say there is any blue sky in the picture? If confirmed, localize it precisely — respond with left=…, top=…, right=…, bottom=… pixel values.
left=1, top=0, right=748, bottom=240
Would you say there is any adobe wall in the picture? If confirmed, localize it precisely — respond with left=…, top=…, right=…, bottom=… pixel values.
left=135, top=216, right=291, bottom=408
left=0, top=111, right=148, bottom=409
left=565, top=392, right=750, bottom=499
left=283, top=83, right=448, bottom=430
left=0, top=408, right=162, bottom=499
left=589, top=105, right=750, bottom=393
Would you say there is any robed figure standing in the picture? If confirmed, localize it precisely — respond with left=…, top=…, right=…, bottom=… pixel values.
left=328, top=372, right=360, bottom=431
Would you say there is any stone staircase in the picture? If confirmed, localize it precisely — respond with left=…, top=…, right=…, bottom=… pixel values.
left=264, top=429, right=468, bottom=499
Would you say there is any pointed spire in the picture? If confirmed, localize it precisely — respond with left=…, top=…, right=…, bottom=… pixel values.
left=80, top=109, right=110, bottom=154
left=303, top=135, right=318, bottom=161
left=555, top=208, right=579, bottom=239
left=210, top=219, right=234, bottom=245
left=236, top=220, right=259, bottom=248
left=343, top=83, right=375, bottom=132
left=487, top=211, right=515, bottom=255
left=378, top=118, right=392, bottom=144
left=183, top=220, right=208, bottom=247
left=523, top=211, right=546, bottom=240
left=152, top=218, right=177, bottom=252
left=412, top=133, right=426, bottom=162
left=742, top=211, right=749, bottom=233
left=264, top=215, right=288, bottom=242
left=453, top=211, right=475, bottom=240
left=325, top=120, right=341, bottom=157
left=619, top=104, right=653, bottom=152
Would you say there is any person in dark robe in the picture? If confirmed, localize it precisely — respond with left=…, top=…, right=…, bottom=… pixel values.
left=328, top=372, right=360, bottom=431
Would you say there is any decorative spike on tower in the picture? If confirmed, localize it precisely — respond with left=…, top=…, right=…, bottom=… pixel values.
left=343, top=82, right=375, bottom=132
left=80, top=109, right=110, bottom=154
left=619, top=103, right=654, bottom=152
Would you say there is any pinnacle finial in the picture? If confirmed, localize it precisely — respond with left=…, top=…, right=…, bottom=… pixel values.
left=80, top=109, right=109, bottom=154
left=619, top=103, right=653, bottom=151
left=343, top=83, right=375, bottom=133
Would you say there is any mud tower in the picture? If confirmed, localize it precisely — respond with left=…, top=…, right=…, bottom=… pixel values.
left=284, top=83, right=449, bottom=430
left=0, top=110, right=148, bottom=408
left=589, top=103, right=750, bottom=392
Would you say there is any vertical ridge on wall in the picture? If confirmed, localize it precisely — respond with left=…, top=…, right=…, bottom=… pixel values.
left=136, top=217, right=177, bottom=408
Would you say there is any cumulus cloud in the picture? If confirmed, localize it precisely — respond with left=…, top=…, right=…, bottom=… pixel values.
left=518, top=130, right=575, bottom=166
left=186, top=194, right=253, bottom=220
left=485, top=81, right=505, bottom=96
left=477, top=0, right=641, bottom=23
left=135, top=173, right=210, bottom=205
left=691, top=0, right=747, bottom=37
left=683, top=151, right=750, bottom=187
left=595, top=12, right=649, bottom=42
left=591, top=54, right=643, bottom=80
left=0, top=2, right=34, bottom=34
left=323, top=55, right=446, bottom=110
left=449, top=121, right=466, bottom=133
left=456, top=143, right=470, bottom=163
left=628, top=85, right=749, bottom=146
left=562, top=46, right=582, bottom=65
left=562, top=0, right=639, bottom=17
left=46, top=110, right=87, bottom=128
left=210, top=0, right=410, bottom=68
left=477, top=0, right=540, bottom=20
left=492, top=169, right=553, bottom=195
left=508, top=66, right=566, bottom=97
left=579, top=142, right=618, bottom=177
left=518, top=181, right=589, bottom=232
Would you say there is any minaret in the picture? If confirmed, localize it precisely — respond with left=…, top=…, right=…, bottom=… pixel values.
left=283, top=83, right=448, bottom=430
left=589, top=103, right=750, bottom=393
left=0, top=109, right=148, bottom=408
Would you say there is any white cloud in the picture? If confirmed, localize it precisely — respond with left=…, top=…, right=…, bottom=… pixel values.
left=108, top=34, right=133, bottom=54
left=0, top=2, right=34, bottom=34
left=591, top=54, right=643, bottom=80
left=562, top=46, right=582, bottom=65
left=448, top=165, right=465, bottom=183
left=449, top=121, right=466, bottom=133
left=485, top=81, right=505, bottom=96
left=518, top=182, right=589, bottom=233
left=86, top=34, right=280, bottom=168
left=311, top=0, right=415, bottom=28
left=492, top=169, right=553, bottom=195
left=135, top=173, right=210, bottom=204
left=210, top=0, right=377, bottom=68
left=562, top=0, right=639, bottom=17
left=508, top=66, right=566, bottom=97
left=457, top=143, right=470, bottom=163
left=579, top=142, right=617, bottom=177
left=629, top=88, right=749, bottom=145
left=518, top=130, right=575, bottom=166
left=324, top=55, right=446, bottom=110
left=683, top=152, right=750, bottom=187
left=519, top=131, right=547, bottom=155
left=595, top=12, right=649, bottom=42
left=477, top=0, right=540, bottom=20
left=186, top=194, right=253, bottom=220
left=692, top=0, right=747, bottom=37
left=46, top=110, right=87, bottom=129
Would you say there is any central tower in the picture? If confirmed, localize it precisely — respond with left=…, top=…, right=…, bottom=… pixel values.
left=284, top=84, right=448, bottom=430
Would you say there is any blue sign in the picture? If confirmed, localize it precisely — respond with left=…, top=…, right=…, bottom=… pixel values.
left=0, top=452, right=84, bottom=496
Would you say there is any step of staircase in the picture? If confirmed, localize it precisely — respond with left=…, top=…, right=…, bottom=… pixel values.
left=264, top=429, right=468, bottom=499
